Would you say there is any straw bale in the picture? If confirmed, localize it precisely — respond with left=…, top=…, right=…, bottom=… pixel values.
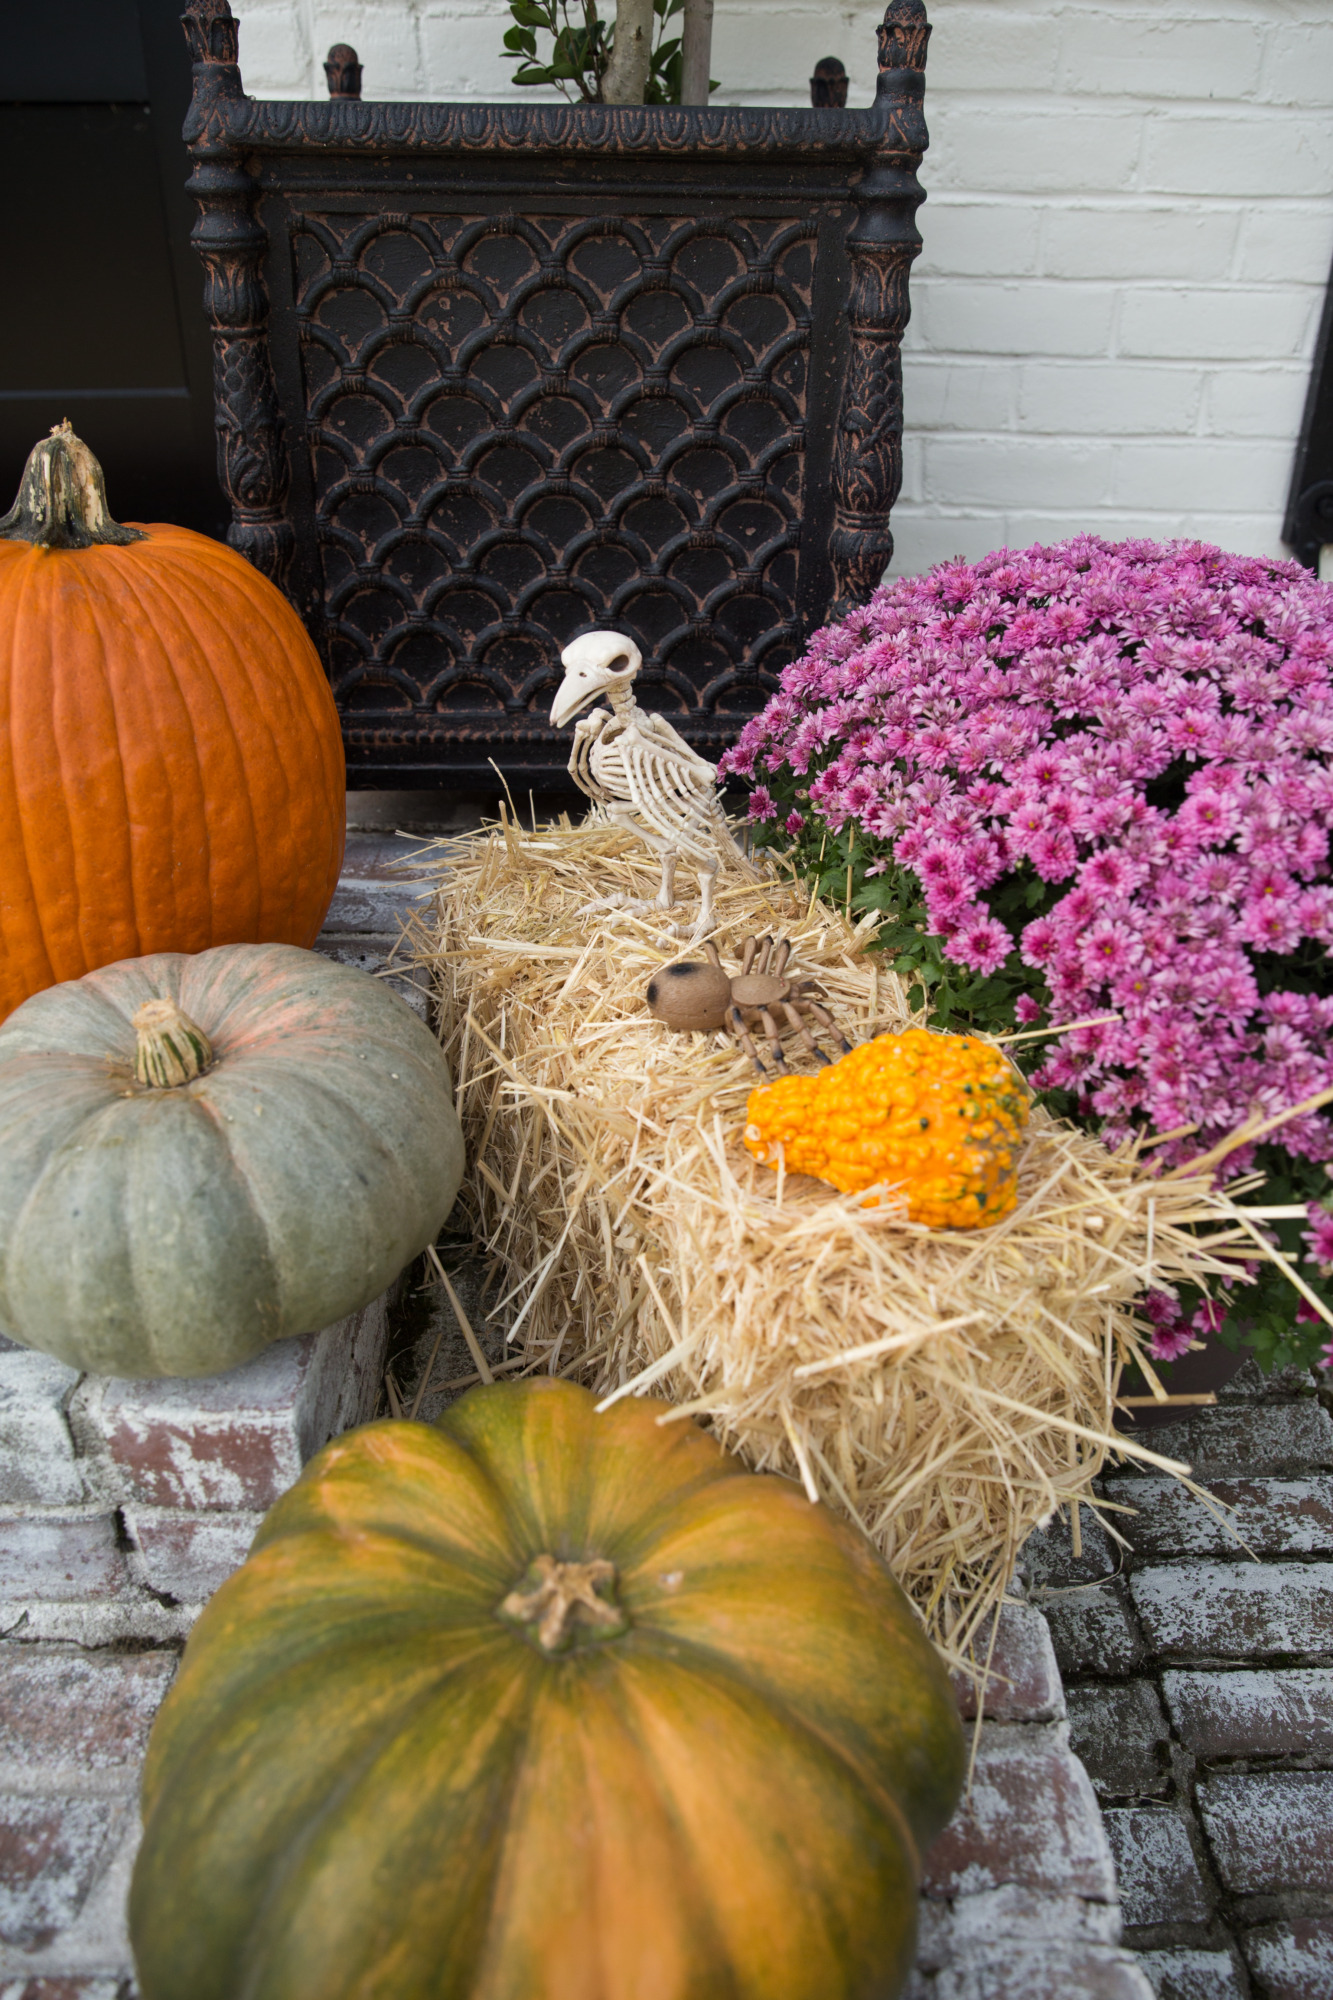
left=414, top=812, right=1272, bottom=1662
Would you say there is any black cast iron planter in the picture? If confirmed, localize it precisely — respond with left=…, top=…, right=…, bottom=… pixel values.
left=181, top=0, right=931, bottom=785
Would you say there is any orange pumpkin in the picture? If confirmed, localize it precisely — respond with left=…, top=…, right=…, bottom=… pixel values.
left=0, top=423, right=345, bottom=1021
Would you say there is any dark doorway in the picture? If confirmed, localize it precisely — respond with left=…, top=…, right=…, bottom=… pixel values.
left=1, top=0, right=224, bottom=534
left=1285, top=241, right=1333, bottom=574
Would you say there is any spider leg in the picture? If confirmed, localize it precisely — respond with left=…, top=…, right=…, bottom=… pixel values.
left=770, top=939, right=791, bottom=979
left=728, top=1004, right=773, bottom=1078
left=702, top=938, right=724, bottom=972
left=754, top=935, right=773, bottom=976
left=756, top=1005, right=789, bottom=1072
left=739, top=935, right=758, bottom=976
left=802, top=998, right=853, bottom=1057
left=780, top=1000, right=832, bottom=1066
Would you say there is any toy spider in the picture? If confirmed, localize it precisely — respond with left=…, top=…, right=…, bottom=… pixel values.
left=645, top=934, right=852, bottom=1077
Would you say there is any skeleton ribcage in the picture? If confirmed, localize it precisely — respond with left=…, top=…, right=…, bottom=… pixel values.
left=588, top=729, right=723, bottom=869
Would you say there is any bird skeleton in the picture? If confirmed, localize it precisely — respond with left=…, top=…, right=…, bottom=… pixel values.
left=550, top=631, right=756, bottom=937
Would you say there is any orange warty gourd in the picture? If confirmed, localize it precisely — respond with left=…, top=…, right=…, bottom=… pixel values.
left=744, top=1027, right=1030, bottom=1228
left=130, top=1379, right=965, bottom=2000
left=0, top=423, right=345, bottom=1021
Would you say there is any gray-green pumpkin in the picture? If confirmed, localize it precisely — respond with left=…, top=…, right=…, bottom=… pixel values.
left=0, top=944, right=464, bottom=1376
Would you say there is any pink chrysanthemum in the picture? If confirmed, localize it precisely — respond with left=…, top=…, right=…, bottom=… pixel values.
left=721, top=536, right=1333, bottom=1208
left=1150, top=1322, right=1196, bottom=1363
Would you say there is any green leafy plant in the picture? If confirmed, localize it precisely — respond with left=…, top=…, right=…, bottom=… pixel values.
left=502, top=0, right=707, bottom=103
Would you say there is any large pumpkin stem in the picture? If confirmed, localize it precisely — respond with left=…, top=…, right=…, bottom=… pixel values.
left=498, top=1554, right=629, bottom=1653
left=133, top=999, right=215, bottom=1089
left=0, top=421, right=146, bottom=551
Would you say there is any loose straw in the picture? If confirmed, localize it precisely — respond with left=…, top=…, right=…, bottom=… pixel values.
left=411, top=815, right=1288, bottom=1665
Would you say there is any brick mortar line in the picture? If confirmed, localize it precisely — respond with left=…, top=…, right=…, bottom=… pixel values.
left=0, top=1766, right=141, bottom=1801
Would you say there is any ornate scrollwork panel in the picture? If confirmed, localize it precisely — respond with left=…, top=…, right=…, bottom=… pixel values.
left=293, top=208, right=817, bottom=741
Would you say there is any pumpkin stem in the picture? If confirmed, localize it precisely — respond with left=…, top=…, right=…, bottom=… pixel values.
left=133, top=999, right=215, bottom=1089
left=0, top=421, right=147, bottom=551
left=498, top=1554, right=629, bottom=1653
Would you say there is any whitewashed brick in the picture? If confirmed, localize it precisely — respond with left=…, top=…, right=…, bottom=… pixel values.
left=921, top=1722, right=1116, bottom=1901
left=1203, top=365, right=1311, bottom=440
left=932, top=108, right=1144, bottom=196
left=925, top=438, right=1114, bottom=509
left=900, top=433, right=925, bottom=506
left=1262, top=24, right=1333, bottom=109
left=920, top=1886, right=1121, bottom=1965
left=919, top=7, right=1061, bottom=94
left=0, top=1650, right=175, bottom=1784
left=0, top=1804, right=140, bottom=1984
left=1041, top=1581, right=1145, bottom=1678
left=1111, top=439, right=1292, bottom=512
left=1066, top=1680, right=1168, bottom=1799
left=1163, top=1667, right=1333, bottom=1758
left=917, top=281, right=1117, bottom=358
left=1136, top=1947, right=1245, bottom=2000
left=1118, top=285, right=1316, bottom=361
left=0, top=1979, right=126, bottom=1999
left=932, top=1945, right=1156, bottom=1999
left=0, top=1513, right=126, bottom=1606
left=1123, top=1402, right=1333, bottom=1479
left=1243, top=1921, right=1333, bottom=2000
left=1017, top=361, right=1201, bottom=435
left=1130, top=1561, right=1333, bottom=1659
left=1142, top=111, right=1333, bottom=200
left=233, top=7, right=314, bottom=96
left=1235, top=205, right=1333, bottom=285
left=917, top=204, right=1041, bottom=281
left=0, top=1343, right=83, bottom=1507
left=1102, top=1807, right=1211, bottom=1927
left=903, top=358, right=1017, bottom=434
left=1198, top=1772, right=1333, bottom=1895
left=1102, top=1471, right=1333, bottom=1558
left=1057, top=15, right=1264, bottom=104
left=953, top=1600, right=1065, bottom=1724
left=76, top=1295, right=390, bottom=1512
left=421, top=6, right=533, bottom=100
left=1040, top=205, right=1238, bottom=283
left=0, top=1797, right=126, bottom=1951
left=123, top=1507, right=264, bottom=1601
left=0, top=1601, right=195, bottom=1649
left=886, top=512, right=1010, bottom=578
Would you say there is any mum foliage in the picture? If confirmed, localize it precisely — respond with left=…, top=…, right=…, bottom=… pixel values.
left=721, top=537, right=1333, bottom=1371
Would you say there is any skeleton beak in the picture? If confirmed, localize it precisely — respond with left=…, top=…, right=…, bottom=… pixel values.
left=550, top=672, right=599, bottom=729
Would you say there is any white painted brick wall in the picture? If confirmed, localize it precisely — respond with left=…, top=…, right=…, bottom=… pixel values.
left=230, top=0, right=1333, bottom=573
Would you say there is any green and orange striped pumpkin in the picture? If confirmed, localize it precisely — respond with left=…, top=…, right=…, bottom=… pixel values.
left=130, top=1379, right=965, bottom=2000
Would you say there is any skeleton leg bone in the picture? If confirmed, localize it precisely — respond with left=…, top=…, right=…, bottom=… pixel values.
left=576, top=812, right=684, bottom=922
left=669, top=857, right=721, bottom=946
